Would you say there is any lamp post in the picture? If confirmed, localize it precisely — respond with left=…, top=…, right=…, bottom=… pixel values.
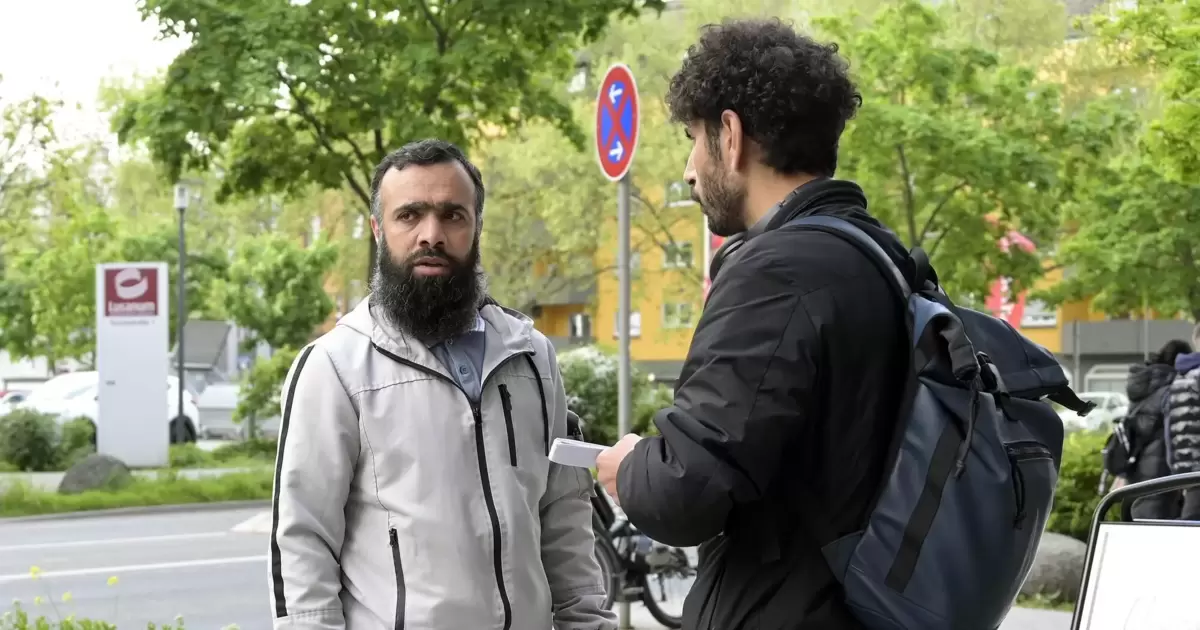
left=173, top=182, right=190, bottom=426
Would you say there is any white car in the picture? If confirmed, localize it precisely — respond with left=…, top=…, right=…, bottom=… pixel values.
left=18, top=371, right=201, bottom=444
left=1059, top=391, right=1129, bottom=433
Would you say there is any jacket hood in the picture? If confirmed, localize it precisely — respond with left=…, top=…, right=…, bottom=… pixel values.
left=1177, top=352, right=1200, bottom=374
left=1127, top=361, right=1176, bottom=402
left=339, top=295, right=537, bottom=366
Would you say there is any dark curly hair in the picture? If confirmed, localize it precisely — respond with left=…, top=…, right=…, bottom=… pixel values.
left=666, top=18, right=861, bottom=177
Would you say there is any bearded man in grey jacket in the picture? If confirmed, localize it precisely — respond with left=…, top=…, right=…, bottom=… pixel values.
left=269, top=139, right=615, bottom=630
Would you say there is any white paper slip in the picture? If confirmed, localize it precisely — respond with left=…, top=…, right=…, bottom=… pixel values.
left=549, top=438, right=608, bottom=468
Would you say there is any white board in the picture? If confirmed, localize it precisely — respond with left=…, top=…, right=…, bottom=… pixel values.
left=1076, top=521, right=1200, bottom=629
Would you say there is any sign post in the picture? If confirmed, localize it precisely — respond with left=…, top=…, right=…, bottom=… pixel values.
left=595, top=62, right=640, bottom=630
left=95, top=263, right=170, bottom=468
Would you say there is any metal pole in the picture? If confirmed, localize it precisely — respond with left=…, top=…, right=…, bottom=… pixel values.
left=1072, top=321, right=1081, bottom=391
left=177, top=205, right=187, bottom=424
left=616, top=172, right=632, bottom=630
left=1142, top=293, right=1151, bottom=361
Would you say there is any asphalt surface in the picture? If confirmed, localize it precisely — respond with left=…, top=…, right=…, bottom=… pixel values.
left=0, top=506, right=1073, bottom=630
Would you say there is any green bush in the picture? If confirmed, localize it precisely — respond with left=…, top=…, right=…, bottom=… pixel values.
left=0, top=410, right=61, bottom=472
left=211, top=438, right=278, bottom=463
left=58, top=417, right=96, bottom=468
left=1047, top=429, right=1112, bottom=541
left=168, top=443, right=212, bottom=468
left=559, top=346, right=662, bottom=445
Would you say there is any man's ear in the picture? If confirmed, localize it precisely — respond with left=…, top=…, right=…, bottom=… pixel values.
left=370, top=215, right=382, bottom=244
left=719, top=109, right=746, bottom=171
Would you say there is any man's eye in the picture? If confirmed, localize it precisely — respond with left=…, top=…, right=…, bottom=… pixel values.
left=398, top=211, right=417, bottom=222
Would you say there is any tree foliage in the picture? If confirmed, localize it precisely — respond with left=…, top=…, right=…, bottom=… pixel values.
left=112, top=0, right=665, bottom=280
left=1037, top=2, right=1200, bottom=321
left=1093, top=0, right=1200, bottom=182
left=218, top=235, right=337, bottom=425
left=215, top=234, right=338, bottom=350
left=0, top=77, right=58, bottom=226
left=477, top=4, right=719, bottom=310
left=815, top=0, right=1102, bottom=301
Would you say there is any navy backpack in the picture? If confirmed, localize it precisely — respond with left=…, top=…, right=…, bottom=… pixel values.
left=787, top=215, right=1095, bottom=630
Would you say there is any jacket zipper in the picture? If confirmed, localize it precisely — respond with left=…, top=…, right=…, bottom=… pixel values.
left=389, top=528, right=405, bottom=630
left=372, top=343, right=522, bottom=630
left=499, top=384, right=517, bottom=466
left=1006, top=442, right=1052, bottom=529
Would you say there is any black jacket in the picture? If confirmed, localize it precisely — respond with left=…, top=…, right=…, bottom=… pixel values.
left=616, top=179, right=908, bottom=630
left=1123, top=361, right=1179, bottom=520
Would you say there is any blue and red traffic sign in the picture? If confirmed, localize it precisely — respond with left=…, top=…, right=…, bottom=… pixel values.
left=595, top=63, right=640, bottom=182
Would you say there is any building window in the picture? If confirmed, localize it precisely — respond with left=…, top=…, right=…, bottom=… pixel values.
left=662, top=242, right=693, bottom=268
left=569, top=313, right=592, bottom=340
left=1020, top=299, right=1057, bottom=328
left=665, top=180, right=694, bottom=207
left=613, top=311, right=642, bottom=338
left=663, top=302, right=694, bottom=329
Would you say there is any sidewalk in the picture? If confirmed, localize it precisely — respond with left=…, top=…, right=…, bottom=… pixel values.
left=0, top=466, right=256, bottom=492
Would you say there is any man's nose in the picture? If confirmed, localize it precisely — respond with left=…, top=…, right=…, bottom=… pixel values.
left=416, top=214, right=447, bottom=249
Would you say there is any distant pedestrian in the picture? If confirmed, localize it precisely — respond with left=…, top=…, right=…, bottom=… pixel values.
left=269, top=139, right=614, bottom=629
left=1120, top=339, right=1191, bottom=519
left=1167, top=326, right=1200, bottom=520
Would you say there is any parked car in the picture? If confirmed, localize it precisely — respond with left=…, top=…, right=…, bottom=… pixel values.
left=18, top=371, right=201, bottom=443
left=0, top=389, right=32, bottom=416
left=195, top=382, right=280, bottom=440
left=1058, top=391, right=1129, bottom=432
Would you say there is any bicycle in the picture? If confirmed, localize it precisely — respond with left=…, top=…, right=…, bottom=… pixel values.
left=590, top=479, right=697, bottom=629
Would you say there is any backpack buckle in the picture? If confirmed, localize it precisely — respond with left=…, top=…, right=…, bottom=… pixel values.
left=977, top=352, right=1007, bottom=394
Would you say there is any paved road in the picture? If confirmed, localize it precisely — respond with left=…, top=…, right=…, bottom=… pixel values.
left=0, top=506, right=1073, bottom=630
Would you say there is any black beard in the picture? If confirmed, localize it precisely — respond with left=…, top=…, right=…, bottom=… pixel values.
left=370, top=238, right=483, bottom=344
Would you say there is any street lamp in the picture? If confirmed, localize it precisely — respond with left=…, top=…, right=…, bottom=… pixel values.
left=173, top=182, right=190, bottom=427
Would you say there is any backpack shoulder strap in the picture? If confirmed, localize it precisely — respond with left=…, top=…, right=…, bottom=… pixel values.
left=784, top=215, right=912, bottom=300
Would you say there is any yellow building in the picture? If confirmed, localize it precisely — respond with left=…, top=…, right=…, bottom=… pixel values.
left=531, top=183, right=705, bottom=385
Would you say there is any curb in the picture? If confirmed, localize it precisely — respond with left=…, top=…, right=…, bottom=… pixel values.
left=0, top=499, right=271, bottom=524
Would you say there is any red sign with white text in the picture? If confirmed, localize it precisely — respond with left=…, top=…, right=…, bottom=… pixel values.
left=104, top=267, right=159, bottom=317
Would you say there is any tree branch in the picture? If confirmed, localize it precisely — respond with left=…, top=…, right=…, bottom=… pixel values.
left=416, top=0, right=449, bottom=53
left=918, top=180, right=968, bottom=245
left=896, top=143, right=918, bottom=245
left=276, top=73, right=371, bottom=207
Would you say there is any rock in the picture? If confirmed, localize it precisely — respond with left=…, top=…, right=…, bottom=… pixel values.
left=57, top=453, right=133, bottom=495
left=1020, top=532, right=1088, bottom=603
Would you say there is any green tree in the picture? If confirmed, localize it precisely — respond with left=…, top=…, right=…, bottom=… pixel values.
left=214, top=234, right=337, bottom=425
left=1093, top=0, right=1200, bottom=182
left=0, top=78, right=58, bottom=229
left=217, top=234, right=338, bottom=350
left=478, top=2, right=732, bottom=312
left=814, top=1, right=1090, bottom=301
left=110, top=0, right=665, bottom=281
left=1037, top=98, right=1200, bottom=321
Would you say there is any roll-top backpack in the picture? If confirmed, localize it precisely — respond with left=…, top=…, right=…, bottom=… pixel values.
left=787, top=215, right=1095, bottom=630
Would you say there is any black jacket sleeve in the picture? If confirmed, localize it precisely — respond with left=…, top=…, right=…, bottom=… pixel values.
left=616, top=237, right=819, bottom=547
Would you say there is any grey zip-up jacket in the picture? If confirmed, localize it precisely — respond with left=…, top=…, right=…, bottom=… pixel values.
left=269, top=298, right=615, bottom=630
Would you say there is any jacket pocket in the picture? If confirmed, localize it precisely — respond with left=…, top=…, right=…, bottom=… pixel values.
left=499, top=384, right=517, bottom=467
left=389, top=528, right=405, bottom=630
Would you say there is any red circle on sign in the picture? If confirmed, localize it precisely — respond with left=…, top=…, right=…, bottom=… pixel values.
left=594, top=63, right=640, bottom=182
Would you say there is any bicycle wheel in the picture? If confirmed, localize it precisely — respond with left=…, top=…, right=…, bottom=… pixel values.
left=640, top=546, right=697, bottom=629
left=594, top=531, right=622, bottom=610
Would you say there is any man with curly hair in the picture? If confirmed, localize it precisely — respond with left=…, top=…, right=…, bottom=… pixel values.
left=595, top=19, right=910, bottom=629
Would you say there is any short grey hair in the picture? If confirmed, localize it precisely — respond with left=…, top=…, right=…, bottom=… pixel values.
left=368, top=139, right=486, bottom=226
